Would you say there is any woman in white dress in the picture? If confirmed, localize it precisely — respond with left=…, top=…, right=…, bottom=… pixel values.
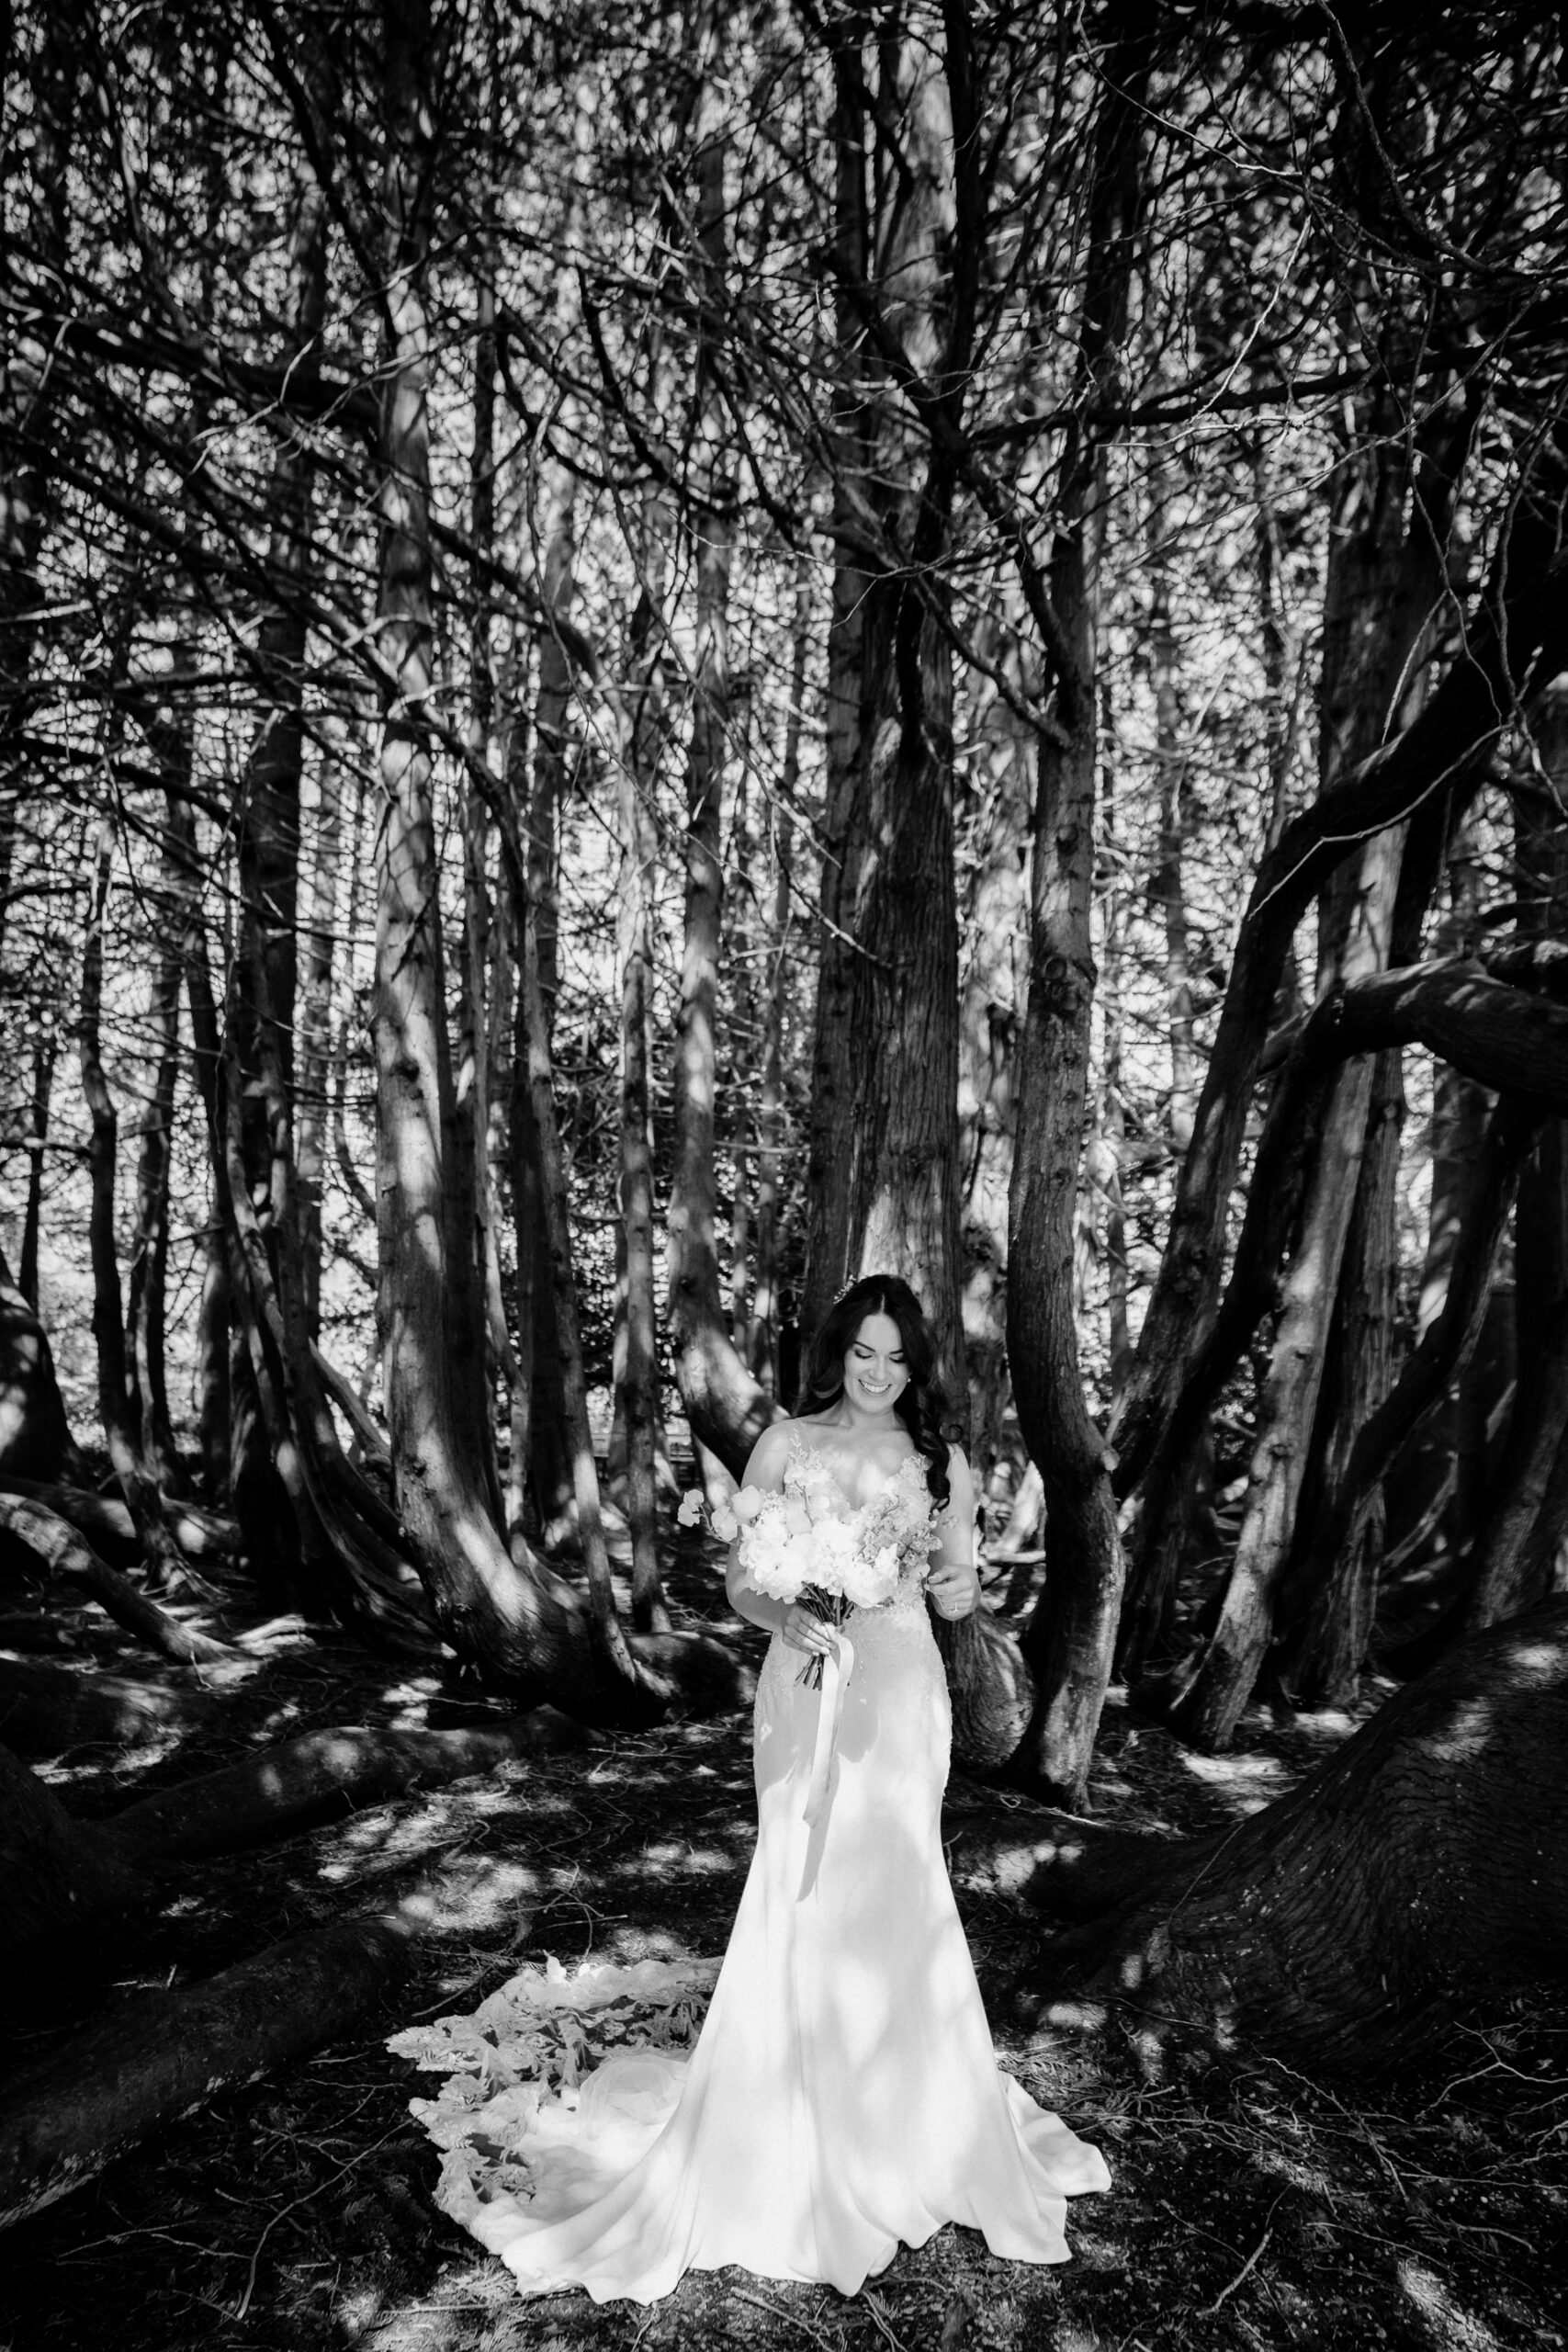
left=397, top=1275, right=1108, bottom=2302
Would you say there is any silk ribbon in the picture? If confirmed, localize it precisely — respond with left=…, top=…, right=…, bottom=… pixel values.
left=802, top=1629, right=855, bottom=1829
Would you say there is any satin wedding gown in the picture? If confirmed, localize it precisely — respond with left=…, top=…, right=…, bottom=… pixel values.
left=393, top=1439, right=1109, bottom=2302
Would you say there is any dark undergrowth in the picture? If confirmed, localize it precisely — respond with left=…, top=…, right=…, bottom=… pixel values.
left=2, top=1532, right=1566, bottom=2352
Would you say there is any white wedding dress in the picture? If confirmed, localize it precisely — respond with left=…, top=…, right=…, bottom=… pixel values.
left=393, top=1442, right=1109, bottom=2303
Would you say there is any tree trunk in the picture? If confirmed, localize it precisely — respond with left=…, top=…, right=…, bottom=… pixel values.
left=0, top=1241, right=74, bottom=1484
left=616, top=513, right=669, bottom=1633
left=457, top=264, right=513, bottom=1516
left=1283, top=1045, right=1403, bottom=1702
left=1464, top=696, right=1568, bottom=1629
left=0, top=1496, right=231, bottom=1664
left=296, top=753, right=344, bottom=1343
left=1170, top=830, right=1400, bottom=1752
left=519, top=452, right=577, bottom=1539
left=0, top=1, right=74, bottom=908
left=1108, top=527, right=1568, bottom=1498
left=125, top=794, right=193, bottom=1493
left=1280, top=1096, right=1537, bottom=1656
left=957, top=635, right=1033, bottom=1502
left=76, top=812, right=183, bottom=1588
left=804, top=22, right=968, bottom=1402
left=195, top=1210, right=231, bottom=1505
left=1007, top=45, right=1146, bottom=1808
left=1025, top=1602, right=1568, bottom=2076
left=369, top=0, right=640, bottom=1715
left=226, top=130, right=328, bottom=1559
left=748, top=553, right=807, bottom=1394
left=17, top=1032, right=54, bottom=1314
left=666, top=34, right=776, bottom=1476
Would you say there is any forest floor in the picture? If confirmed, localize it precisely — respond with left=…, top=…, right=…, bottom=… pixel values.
left=2, top=1529, right=1566, bottom=2352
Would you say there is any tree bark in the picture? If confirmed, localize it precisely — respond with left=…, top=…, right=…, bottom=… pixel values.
left=749, top=554, right=807, bottom=1394
left=1170, top=823, right=1402, bottom=1752
left=125, top=791, right=194, bottom=1493
left=369, top=0, right=645, bottom=1716
left=0, top=1913, right=423, bottom=2231
left=107, top=1712, right=584, bottom=1863
left=296, top=753, right=344, bottom=1343
left=1109, top=527, right=1568, bottom=1498
left=76, top=810, right=183, bottom=1588
left=0, top=1496, right=231, bottom=1664
left=1279, top=1097, right=1537, bottom=1660
left=0, top=1241, right=74, bottom=1484
left=1024, top=1602, right=1568, bottom=2076
left=616, top=515, right=669, bottom=1632
left=667, top=26, right=777, bottom=1478
left=804, top=18, right=969, bottom=1401
left=1007, top=40, right=1146, bottom=1807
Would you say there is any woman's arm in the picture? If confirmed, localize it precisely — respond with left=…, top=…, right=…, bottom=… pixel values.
left=722, top=1425, right=837, bottom=1658
left=923, top=1446, right=981, bottom=1620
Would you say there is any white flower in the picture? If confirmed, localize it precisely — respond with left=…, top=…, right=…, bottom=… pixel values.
left=711, top=1504, right=739, bottom=1544
left=675, top=1490, right=705, bottom=1529
left=732, top=1486, right=766, bottom=1524
left=843, top=1541, right=900, bottom=1611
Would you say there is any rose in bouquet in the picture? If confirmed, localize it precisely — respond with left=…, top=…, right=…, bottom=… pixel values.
left=678, top=1472, right=934, bottom=1687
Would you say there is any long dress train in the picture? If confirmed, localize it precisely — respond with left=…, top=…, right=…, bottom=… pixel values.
left=393, top=1449, right=1109, bottom=2302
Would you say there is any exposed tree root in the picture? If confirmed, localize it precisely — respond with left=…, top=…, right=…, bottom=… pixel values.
left=107, top=1709, right=590, bottom=1862
left=1013, top=1603, right=1568, bottom=2075
left=0, top=1907, right=429, bottom=2231
left=0, top=1660, right=217, bottom=1757
left=0, top=1495, right=233, bottom=1664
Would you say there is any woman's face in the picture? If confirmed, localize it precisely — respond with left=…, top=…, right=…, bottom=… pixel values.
left=841, top=1310, right=909, bottom=1418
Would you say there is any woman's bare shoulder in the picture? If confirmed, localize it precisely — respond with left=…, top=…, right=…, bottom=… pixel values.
left=741, top=1418, right=805, bottom=1481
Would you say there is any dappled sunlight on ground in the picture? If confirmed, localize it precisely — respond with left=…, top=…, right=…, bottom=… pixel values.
left=3, top=1572, right=1567, bottom=2350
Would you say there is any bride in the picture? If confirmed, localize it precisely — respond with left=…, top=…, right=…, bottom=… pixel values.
left=395, top=1274, right=1109, bottom=2302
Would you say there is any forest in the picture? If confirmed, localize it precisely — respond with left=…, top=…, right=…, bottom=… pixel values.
left=3, top=0, right=1568, bottom=2345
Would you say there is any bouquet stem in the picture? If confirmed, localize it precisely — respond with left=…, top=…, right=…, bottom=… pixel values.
left=797, top=1587, right=848, bottom=1689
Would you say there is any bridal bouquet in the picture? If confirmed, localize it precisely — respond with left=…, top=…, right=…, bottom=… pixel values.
left=679, top=1471, right=935, bottom=1687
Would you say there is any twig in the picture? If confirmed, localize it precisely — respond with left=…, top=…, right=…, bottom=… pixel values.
left=730, top=2287, right=843, bottom=2348
left=1202, top=2198, right=1282, bottom=2316
left=863, top=2289, right=909, bottom=2351
left=232, top=2126, right=401, bottom=2321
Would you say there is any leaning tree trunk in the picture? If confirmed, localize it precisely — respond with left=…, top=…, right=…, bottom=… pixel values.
left=1463, top=695, right=1568, bottom=1628
left=1006, top=43, right=1146, bottom=1808
left=1169, top=837, right=1397, bottom=1752
left=1107, top=517, right=1568, bottom=1502
left=1021, top=1601, right=1568, bottom=2077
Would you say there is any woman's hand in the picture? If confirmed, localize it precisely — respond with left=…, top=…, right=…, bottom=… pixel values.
left=782, top=1601, right=839, bottom=1658
left=924, top=1560, right=978, bottom=1621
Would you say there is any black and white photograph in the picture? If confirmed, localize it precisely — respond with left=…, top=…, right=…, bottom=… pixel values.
left=2, top=2, right=1566, bottom=2345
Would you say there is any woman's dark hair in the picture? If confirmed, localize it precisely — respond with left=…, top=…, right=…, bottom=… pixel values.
left=795, top=1274, right=952, bottom=1508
